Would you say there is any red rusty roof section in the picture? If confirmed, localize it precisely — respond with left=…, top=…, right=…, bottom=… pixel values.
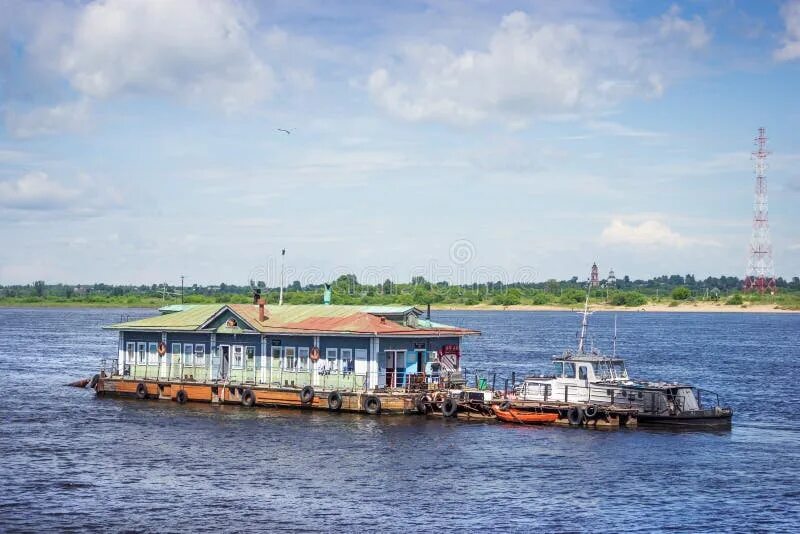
left=228, top=304, right=479, bottom=336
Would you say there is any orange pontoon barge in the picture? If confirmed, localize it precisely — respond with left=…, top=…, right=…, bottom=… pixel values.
left=96, top=301, right=479, bottom=415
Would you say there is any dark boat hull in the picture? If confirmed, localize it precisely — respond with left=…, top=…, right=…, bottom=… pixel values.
left=637, top=410, right=732, bottom=428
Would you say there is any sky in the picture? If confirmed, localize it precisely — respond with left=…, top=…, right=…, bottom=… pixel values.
left=1, top=0, right=799, bottom=287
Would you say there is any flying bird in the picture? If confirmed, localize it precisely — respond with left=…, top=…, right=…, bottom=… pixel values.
left=277, top=128, right=291, bottom=135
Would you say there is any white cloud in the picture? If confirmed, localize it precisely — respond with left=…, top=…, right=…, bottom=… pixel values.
left=0, top=171, right=79, bottom=210
left=775, top=0, right=800, bottom=61
left=600, top=218, right=718, bottom=248
left=55, top=0, right=273, bottom=111
left=5, top=99, right=90, bottom=138
left=0, top=171, right=125, bottom=215
left=658, top=5, right=710, bottom=50
left=368, top=7, right=708, bottom=125
left=585, top=120, right=665, bottom=138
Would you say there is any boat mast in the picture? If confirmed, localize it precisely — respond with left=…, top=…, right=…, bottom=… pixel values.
left=612, top=314, right=617, bottom=357
left=577, top=284, right=590, bottom=354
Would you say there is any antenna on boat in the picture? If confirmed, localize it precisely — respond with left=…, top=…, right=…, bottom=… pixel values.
left=612, top=314, right=618, bottom=357
left=577, top=281, right=591, bottom=354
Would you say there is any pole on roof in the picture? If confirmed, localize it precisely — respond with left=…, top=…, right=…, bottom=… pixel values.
left=180, top=275, right=184, bottom=305
left=279, top=249, right=285, bottom=306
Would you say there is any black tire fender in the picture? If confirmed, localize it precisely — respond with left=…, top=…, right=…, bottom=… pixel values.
left=499, top=400, right=511, bottom=410
left=328, top=391, right=343, bottom=411
left=415, top=395, right=430, bottom=414
left=175, top=389, right=188, bottom=404
left=364, top=395, right=381, bottom=415
left=136, top=382, right=147, bottom=400
left=300, top=385, right=315, bottom=405
left=567, top=406, right=585, bottom=426
left=89, top=374, right=100, bottom=389
left=242, top=388, right=256, bottom=407
left=442, top=397, right=459, bottom=418
left=584, top=404, right=598, bottom=418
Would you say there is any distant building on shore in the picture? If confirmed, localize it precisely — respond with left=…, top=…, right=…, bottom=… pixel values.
left=590, top=263, right=600, bottom=287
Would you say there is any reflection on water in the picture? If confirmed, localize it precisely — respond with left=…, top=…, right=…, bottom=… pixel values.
left=1, top=307, right=799, bottom=531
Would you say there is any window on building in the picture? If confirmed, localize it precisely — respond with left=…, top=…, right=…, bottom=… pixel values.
left=297, top=347, right=309, bottom=371
left=284, top=347, right=297, bottom=370
left=564, top=362, right=576, bottom=379
left=232, top=345, right=244, bottom=369
left=137, top=343, right=147, bottom=365
left=326, top=348, right=338, bottom=372
left=125, top=342, right=135, bottom=364
left=183, top=344, right=194, bottom=366
left=148, top=342, right=159, bottom=365
left=340, top=348, right=354, bottom=374
left=171, top=343, right=181, bottom=359
left=194, top=345, right=206, bottom=367
left=245, top=346, right=255, bottom=370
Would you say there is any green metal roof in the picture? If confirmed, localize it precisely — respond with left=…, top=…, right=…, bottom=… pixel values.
left=105, top=304, right=479, bottom=337
left=106, top=304, right=223, bottom=330
left=158, top=304, right=201, bottom=314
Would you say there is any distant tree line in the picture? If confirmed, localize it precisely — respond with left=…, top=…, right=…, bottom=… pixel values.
left=2, top=274, right=799, bottom=308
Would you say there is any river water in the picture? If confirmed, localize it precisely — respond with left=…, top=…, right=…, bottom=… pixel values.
left=0, top=308, right=798, bottom=532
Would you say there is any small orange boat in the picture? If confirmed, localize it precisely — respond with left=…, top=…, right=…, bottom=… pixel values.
left=493, top=405, right=558, bottom=425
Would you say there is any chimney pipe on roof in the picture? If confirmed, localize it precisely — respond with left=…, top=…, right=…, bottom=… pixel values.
left=426, top=303, right=431, bottom=320
left=252, top=287, right=262, bottom=305
left=258, top=298, right=266, bottom=322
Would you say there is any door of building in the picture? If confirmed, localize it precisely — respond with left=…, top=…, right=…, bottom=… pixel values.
left=219, top=345, right=230, bottom=380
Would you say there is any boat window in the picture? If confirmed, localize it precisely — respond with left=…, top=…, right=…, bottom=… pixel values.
left=245, top=346, right=255, bottom=369
left=612, top=363, right=626, bottom=379
left=171, top=343, right=181, bottom=359
left=232, top=345, right=244, bottom=369
left=564, top=362, right=576, bottom=378
left=340, top=348, right=354, bottom=374
left=137, top=343, right=147, bottom=365
left=591, top=362, right=605, bottom=379
left=125, top=342, right=135, bottom=364
left=553, top=362, right=563, bottom=376
left=194, top=345, right=206, bottom=367
left=183, top=344, right=194, bottom=366
left=298, top=347, right=309, bottom=371
left=578, top=366, right=588, bottom=380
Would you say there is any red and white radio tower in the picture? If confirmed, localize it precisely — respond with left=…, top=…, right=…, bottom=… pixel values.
left=744, top=127, right=776, bottom=294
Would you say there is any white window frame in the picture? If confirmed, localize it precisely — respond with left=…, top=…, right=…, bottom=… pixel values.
left=183, top=344, right=194, bottom=367
left=232, top=345, right=244, bottom=369
left=194, top=345, right=206, bottom=367
left=148, top=342, right=159, bottom=365
left=284, top=347, right=297, bottom=370
left=137, top=342, right=147, bottom=365
left=125, top=342, right=135, bottom=364
left=297, top=347, right=309, bottom=371
left=326, top=348, right=338, bottom=372
left=340, top=348, right=354, bottom=374
left=245, top=346, right=255, bottom=369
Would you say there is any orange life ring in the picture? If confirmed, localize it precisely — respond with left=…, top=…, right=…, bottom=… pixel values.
left=157, top=342, right=167, bottom=356
left=310, top=346, right=320, bottom=362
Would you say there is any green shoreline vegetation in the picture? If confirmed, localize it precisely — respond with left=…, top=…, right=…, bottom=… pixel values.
left=2, top=274, right=799, bottom=310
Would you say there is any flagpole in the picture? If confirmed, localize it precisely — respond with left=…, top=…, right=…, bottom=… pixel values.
left=279, top=248, right=285, bottom=306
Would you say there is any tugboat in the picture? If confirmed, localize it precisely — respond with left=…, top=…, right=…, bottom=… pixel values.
left=516, top=289, right=733, bottom=428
